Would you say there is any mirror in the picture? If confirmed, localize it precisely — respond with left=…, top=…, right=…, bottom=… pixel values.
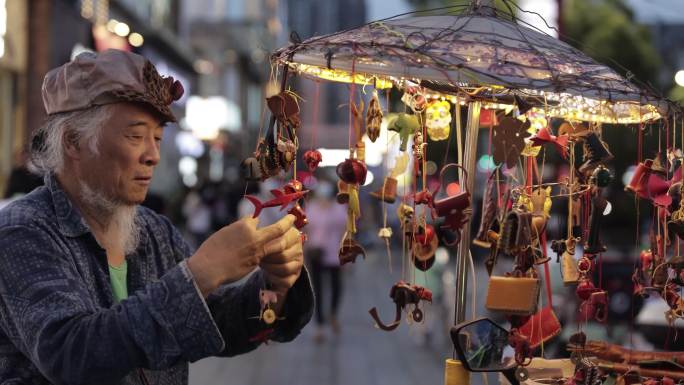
left=453, top=318, right=516, bottom=372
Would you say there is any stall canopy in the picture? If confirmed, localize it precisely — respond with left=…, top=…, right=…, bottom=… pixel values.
left=273, top=4, right=673, bottom=124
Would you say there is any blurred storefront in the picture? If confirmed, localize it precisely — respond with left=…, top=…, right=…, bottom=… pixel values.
left=182, top=0, right=284, bottom=161
left=10, top=0, right=199, bottom=203
left=0, top=0, right=27, bottom=195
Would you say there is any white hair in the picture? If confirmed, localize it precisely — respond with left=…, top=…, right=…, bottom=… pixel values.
left=79, top=181, right=140, bottom=255
left=29, top=105, right=114, bottom=176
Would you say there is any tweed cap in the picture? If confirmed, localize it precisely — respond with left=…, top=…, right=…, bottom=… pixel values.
left=41, top=49, right=184, bottom=122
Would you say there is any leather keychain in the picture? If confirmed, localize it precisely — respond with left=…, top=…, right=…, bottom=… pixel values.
left=517, top=234, right=562, bottom=348
left=433, top=163, right=472, bottom=246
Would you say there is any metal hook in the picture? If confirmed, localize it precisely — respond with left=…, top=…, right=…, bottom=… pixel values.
left=368, top=305, right=402, bottom=331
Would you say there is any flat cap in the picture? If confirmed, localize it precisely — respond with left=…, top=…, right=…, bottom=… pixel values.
left=41, top=49, right=184, bottom=122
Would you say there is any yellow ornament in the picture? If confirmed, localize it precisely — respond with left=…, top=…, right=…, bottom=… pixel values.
left=426, top=100, right=452, bottom=141
left=521, top=141, right=542, bottom=157
left=262, top=308, right=277, bottom=324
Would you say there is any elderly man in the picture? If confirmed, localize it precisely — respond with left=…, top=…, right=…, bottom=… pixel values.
left=0, top=49, right=313, bottom=384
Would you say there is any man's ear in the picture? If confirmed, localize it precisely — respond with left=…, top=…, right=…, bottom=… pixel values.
left=63, top=130, right=81, bottom=160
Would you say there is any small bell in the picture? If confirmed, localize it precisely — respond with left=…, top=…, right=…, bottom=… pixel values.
left=378, top=227, right=393, bottom=239
left=262, top=308, right=277, bottom=325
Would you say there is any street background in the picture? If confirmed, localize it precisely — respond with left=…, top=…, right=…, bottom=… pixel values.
left=1, top=0, right=684, bottom=384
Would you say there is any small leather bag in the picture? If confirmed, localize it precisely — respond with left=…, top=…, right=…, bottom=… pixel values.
left=518, top=237, right=561, bottom=348
left=485, top=272, right=541, bottom=316
left=433, top=164, right=470, bottom=218
left=433, top=163, right=471, bottom=246
left=625, top=159, right=654, bottom=199
left=498, top=208, right=533, bottom=255
left=561, top=238, right=580, bottom=285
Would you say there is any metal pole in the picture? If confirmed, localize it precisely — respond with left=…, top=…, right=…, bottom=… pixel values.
left=454, top=101, right=481, bottom=325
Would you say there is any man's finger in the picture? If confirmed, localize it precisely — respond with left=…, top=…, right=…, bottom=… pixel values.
left=262, top=228, right=300, bottom=256
left=257, top=214, right=295, bottom=243
left=241, top=215, right=259, bottom=227
left=260, top=260, right=301, bottom=277
left=261, top=242, right=302, bottom=264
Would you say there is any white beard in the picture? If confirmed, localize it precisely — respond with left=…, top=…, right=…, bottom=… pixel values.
left=79, top=182, right=140, bottom=255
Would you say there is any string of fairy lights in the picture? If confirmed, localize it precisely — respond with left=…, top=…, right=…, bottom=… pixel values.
left=273, top=1, right=679, bottom=124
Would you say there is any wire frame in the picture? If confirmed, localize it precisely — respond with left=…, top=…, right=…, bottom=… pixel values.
left=273, top=4, right=676, bottom=124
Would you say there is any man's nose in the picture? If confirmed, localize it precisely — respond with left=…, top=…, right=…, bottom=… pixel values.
left=142, top=137, right=160, bottom=166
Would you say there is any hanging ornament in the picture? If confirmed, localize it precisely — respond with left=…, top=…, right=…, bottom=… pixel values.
left=386, top=113, right=420, bottom=151
left=433, top=164, right=472, bottom=245
left=479, top=108, right=498, bottom=127
left=336, top=158, right=367, bottom=185
left=590, top=165, right=613, bottom=188
left=413, top=224, right=438, bottom=271
left=276, top=138, right=297, bottom=173
left=378, top=227, right=393, bottom=239
left=401, top=86, right=427, bottom=113
left=529, top=126, right=569, bottom=159
left=412, top=131, right=425, bottom=161
left=338, top=235, right=366, bottom=265
left=397, top=203, right=414, bottom=228
left=267, top=90, right=301, bottom=133
left=245, top=184, right=309, bottom=218
left=492, top=116, right=531, bottom=168
left=259, top=289, right=279, bottom=325
left=425, top=100, right=452, bottom=141
left=303, top=149, right=323, bottom=171
left=520, top=141, right=542, bottom=157
left=366, top=90, right=383, bottom=142
left=368, top=281, right=432, bottom=331
left=558, top=121, right=589, bottom=138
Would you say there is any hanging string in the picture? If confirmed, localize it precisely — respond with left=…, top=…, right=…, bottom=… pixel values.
left=456, top=99, right=463, bottom=167
left=383, top=88, right=393, bottom=273
left=638, top=119, right=643, bottom=164
left=488, top=110, right=494, bottom=171
left=468, top=249, right=477, bottom=320
left=348, top=58, right=357, bottom=151
left=310, top=81, right=321, bottom=150
left=443, top=100, right=456, bottom=166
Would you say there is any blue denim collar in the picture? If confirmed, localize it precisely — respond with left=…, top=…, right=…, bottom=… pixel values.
left=45, top=173, right=91, bottom=238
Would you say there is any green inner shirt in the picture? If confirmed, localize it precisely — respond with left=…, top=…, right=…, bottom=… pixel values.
left=108, top=261, right=129, bottom=303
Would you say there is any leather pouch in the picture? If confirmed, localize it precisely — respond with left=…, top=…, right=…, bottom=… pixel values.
left=562, top=251, right=580, bottom=285
left=518, top=306, right=561, bottom=349
left=433, top=163, right=470, bottom=218
left=498, top=209, right=533, bottom=255
left=485, top=275, right=540, bottom=316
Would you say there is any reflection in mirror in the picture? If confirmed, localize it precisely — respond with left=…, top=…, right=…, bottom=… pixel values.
left=457, top=319, right=515, bottom=372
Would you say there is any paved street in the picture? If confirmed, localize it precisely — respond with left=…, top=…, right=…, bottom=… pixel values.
left=189, top=250, right=453, bottom=385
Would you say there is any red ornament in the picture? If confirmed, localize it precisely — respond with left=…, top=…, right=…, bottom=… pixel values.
left=577, top=257, right=593, bottom=273
left=303, top=150, right=322, bottom=172
left=288, top=204, right=308, bottom=229
left=576, top=279, right=598, bottom=301
left=336, top=158, right=367, bottom=185
left=283, top=179, right=303, bottom=194
left=415, top=224, right=436, bottom=246
left=640, top=249, right=653, bottom=271
left=413, top=189, right=434, bottom=206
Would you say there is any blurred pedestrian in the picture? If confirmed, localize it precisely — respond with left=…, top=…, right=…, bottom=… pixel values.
left=305, top=179, right=348, bottom=342
left=0, top=49, right=313, bottom=384
left=182, top=187, right=213, bottom=249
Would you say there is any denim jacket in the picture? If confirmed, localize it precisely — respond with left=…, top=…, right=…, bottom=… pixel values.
left=0, top=174, right=314, bottom=384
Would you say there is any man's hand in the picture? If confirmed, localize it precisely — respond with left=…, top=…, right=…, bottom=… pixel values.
left=188, top=215, right=296, bottom=297
left=260, top=227, right=304, bottom=297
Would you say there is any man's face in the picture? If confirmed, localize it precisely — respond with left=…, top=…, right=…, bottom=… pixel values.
left=79, top=102, right=164, bottom=205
